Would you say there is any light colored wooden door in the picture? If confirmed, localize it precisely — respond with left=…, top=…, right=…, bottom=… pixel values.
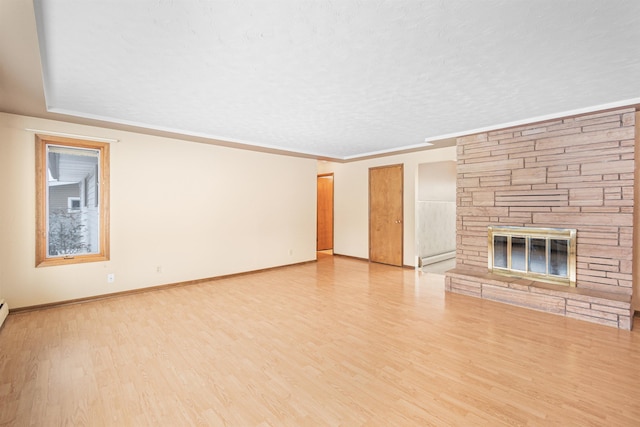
left=317, top=174, right=334, bottom=251
left=369, top=164, right=403, bottom=266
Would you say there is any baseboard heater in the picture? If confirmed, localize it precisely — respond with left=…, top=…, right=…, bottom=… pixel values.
left=420, top=250, right=456, bottom=267
left=0, top=299, right=8, bottom=329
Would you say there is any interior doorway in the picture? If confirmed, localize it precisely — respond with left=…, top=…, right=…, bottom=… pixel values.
left=416, top=161, right=456, bottom=274
left=369, top=164, right=403, bottom=266
left=317, top=174, right=334, bottom=252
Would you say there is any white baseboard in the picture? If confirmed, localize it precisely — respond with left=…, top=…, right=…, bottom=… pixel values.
left=0, top=299, right=9, bottom=329
left=421, top=251, right=456, bottom=266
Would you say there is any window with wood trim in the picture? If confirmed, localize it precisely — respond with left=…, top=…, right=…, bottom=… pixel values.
left=36, top=135, right=110, bottom=267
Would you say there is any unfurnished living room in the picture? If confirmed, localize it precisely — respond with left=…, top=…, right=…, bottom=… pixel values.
left=1, top=1, right=640, bottom=425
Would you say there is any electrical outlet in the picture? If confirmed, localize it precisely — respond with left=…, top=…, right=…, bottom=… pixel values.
left=107, top=273, right=115, bottom=283
left=156, top=266, right=162, bottom=273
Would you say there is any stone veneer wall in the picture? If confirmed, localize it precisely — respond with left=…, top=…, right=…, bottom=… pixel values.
left=445, top=107, right=636, bottom=329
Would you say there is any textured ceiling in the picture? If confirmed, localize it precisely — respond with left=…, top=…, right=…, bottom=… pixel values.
left=3, top=1, right=640, bottom=160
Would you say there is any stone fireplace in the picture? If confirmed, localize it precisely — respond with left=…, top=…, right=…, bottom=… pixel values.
left=445, top=107, right=637, bottom=329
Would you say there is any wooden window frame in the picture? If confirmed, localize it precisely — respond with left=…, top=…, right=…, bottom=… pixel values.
left=36, top=135, right=110, bottom=267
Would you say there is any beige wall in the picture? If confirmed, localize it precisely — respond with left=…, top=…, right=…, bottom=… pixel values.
left=0, top=113, right=317, bottom=308
left=318, top=146, right=457, bottom=267
left=417, top=161, right=456, bottom=202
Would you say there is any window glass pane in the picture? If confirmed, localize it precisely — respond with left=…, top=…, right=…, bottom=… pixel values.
left=511, top=237, right=526, bottom=271
left=493, top=235, right=508, bottom=268
left=529, top=238, right=547, bottom=274
left=549, top=239, right=568, bottom=277
left=47, top=145, right=100, bottom=257
left=487, top=226, right=574, bottom=286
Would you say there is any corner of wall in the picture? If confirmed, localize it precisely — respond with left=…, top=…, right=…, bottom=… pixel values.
left=0, top=114, right=7, bottom=302
left=633, top=110, right=640, bottom=314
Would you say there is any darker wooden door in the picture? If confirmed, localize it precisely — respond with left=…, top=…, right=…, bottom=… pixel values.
left=369, top=164, right=403, bottom=266
left=317, top=174, right=334, bottom=251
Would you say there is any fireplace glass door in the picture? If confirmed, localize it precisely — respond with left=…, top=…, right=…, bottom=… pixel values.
left=488, top=226, right=576, bottom=286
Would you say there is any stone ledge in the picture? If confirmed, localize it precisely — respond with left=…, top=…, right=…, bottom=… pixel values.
left=445, top=267, right=633, bottom=330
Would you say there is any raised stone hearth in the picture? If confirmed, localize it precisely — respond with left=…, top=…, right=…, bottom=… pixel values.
left=445, top=107, right=638, bottom=329
left=446, top=268, right=632, bottom=329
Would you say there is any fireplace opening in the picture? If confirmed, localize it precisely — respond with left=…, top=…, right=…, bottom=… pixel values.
left=488, top=226, right=576, bottom=287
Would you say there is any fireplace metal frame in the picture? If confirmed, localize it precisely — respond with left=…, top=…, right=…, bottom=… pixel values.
left=487, top=226, right=577, bottom=287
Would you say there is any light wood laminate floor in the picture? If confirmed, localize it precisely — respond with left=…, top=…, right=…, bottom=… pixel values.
left=1, top=254, right=639, bottom=426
